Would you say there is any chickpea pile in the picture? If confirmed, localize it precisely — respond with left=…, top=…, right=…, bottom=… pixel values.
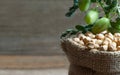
left=72, top=31, right=120, bottom=51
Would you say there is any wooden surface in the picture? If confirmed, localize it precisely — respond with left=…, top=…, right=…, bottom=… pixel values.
left=0, top=0, right=84, bottom=55
left=0, top=69, right=68, bottom=75
left=0, top=55, right=69, bottom=69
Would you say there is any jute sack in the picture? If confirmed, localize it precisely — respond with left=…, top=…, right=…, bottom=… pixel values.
left=61, top=38, right=120, bottom=75
left=69, top=64, right=120, bottom=75
left=69, top=64, right=94, bottom=75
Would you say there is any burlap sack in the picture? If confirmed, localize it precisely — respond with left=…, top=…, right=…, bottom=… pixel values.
left=69, top=64, right=120, bottom=75
left=61, top=38, right=120, bottom=75
left=69, top=64, right=94, bottom=75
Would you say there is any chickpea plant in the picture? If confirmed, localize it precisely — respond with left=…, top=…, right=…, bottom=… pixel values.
left=61, top=0, right=120, bottom=38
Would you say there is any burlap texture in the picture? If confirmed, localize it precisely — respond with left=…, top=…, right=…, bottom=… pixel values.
left=69, top=64, right=120, bottom=75
left=61, top=38, right=120, bottom=73
left=69, top=64, right=94, bottom=75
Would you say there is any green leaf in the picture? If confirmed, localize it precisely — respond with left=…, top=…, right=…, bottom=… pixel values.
left=82, top=29, right=88, bottom=34
left=66, top=29, right=74, bottom=33
left=60, top=29, right=79, bottom=38
left=60, top=32, right=68, bottom=38
left=116, top=18, right=120, bottom=22
left=111, top=0, right=117, bottom=8
left=74, top=0, right=79, bottom=6
left=70, top=30, right=78, bottom=35
left=108, top=27, right=120, bottom=34
left=75, top=25, right=85, bottom=30
left=65, top=0, right=79, bottom=17
left=117, top=6, right=120, bottom=16
left=104, top=6, right=111, bottom=12
left=111, top=19, right=120, bottom=30
left=104, top=0, right=112, bottom=5
left=65, top=6, right=78, bottom=17
left=60, top=29, right=73, bottom=38
left=97, top=0, right=101, bottom=2
left=91, top=0, right=97, bottom=2
left=85, top=24, right=93, bottom=28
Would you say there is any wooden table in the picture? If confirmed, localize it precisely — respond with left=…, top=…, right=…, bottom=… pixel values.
left=0, top=55, right=69, bottom=69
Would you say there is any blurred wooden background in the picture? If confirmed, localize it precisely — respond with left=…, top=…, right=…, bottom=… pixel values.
left=0, top=0, right=84, bottom=55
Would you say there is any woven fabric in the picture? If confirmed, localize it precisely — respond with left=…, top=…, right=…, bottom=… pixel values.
left=61, top=38, right=120, bottom=73
left=69, top=64, right=120, bottom=75
left=69, top=64, right=94, bottom=75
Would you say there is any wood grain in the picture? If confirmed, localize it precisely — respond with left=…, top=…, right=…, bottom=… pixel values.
left=0, top=0, right=84, bottom=55
left=0, top=55, right=69, bottom=69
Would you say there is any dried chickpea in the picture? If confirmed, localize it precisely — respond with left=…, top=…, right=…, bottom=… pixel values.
left=73, top=38, right=80, bottom=42
left=85, top=32, right=95, bottom=38
left=100, top=45, right=108, bottom=51
left=83, top=37, right=92, bottom=44
left=108, top=42, right=117, bottom=51
left=73, top=32, right=120, bottom=51
left=117, top=46, right=120, bottom=51
left=114, top=33, right=120, bottom=37
left=95, top=34, right=105, bottom=40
